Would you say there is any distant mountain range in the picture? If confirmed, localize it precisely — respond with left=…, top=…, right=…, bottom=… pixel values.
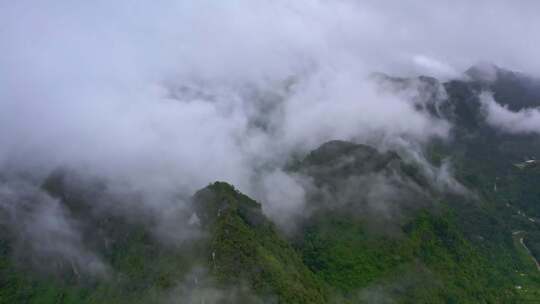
left=2, top=65, right=540, bottom=303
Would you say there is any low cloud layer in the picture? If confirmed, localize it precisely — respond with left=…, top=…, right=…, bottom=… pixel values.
left=2, top=0, right=539, bottom=192
left=481, top=92, right=540, bottom=135
left=1, top=0, right=539, bottom=275
left=0, top=1, right=455, bottom=214
left=0, top=180, right=107, bottom=276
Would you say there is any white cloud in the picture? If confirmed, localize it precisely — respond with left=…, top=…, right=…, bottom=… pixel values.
left=480, top=92, right=540, bottom=135
left=412, top=55, right=461, bottom=80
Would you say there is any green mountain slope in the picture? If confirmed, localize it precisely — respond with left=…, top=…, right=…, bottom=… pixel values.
left=2, top=65, right=540, bottom=303
left=193, top=182, right=326, bottom=303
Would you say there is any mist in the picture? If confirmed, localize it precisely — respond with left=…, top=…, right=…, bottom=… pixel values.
left=0, top=180, right=108, bottom=276
left=1, top=0, right=540, bottom=276
left=2, top=0, right=539, bottom=187
left=481, top=92, right=540, bottom=135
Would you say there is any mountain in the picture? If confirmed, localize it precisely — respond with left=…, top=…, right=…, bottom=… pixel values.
left=192, top=182, right=326, bottom=303
left=465, top=63, right=540, bottom=110
left=2, top=65, right=540, bottom=303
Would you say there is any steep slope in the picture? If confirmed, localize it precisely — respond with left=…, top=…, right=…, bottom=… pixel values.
left=466, top=63, right=540, bottom=110
left=0, top=177, right=326, bottom=304
left=289, top=139, right=523, bottom=303
left=430, top=65, right=540, bottom=301
left=292, top=140, right=432, bottom=230
left=2, top=64, right=540, bottom=303
left=1, top=171, right=201, bottom=304
left=193, top=182, right=326, bottom=303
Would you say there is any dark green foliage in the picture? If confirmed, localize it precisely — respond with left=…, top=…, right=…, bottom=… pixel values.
left=0, top=223, right=197, bottom=304
left=297, top=140, right=402, bottom=189
left=466, top=64, right=540, bottom=110
left=296, top=210, right=519, bottom=303
left=3, top=65, right=540, bottom=303
left=299, top=214, right=407, bottom=292
left=194, top=182, right=326, bottom=304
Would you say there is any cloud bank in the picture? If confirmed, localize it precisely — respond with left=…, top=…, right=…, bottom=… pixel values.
left=1, top=0, right=540, bottom=274
left=0, top=0, right=456, bottom=203
left=481, top=92, right=540, bottom=135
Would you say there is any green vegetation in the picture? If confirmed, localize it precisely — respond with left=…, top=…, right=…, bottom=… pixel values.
left=0, top=220, right=197, bottom=304
left=297, top=210, right=520, bottom=303
left=3, top=67, right=540, bottom=303
left=194, top=182, right=326, bottom=303
left=2, top=173, right=539, bottom=303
